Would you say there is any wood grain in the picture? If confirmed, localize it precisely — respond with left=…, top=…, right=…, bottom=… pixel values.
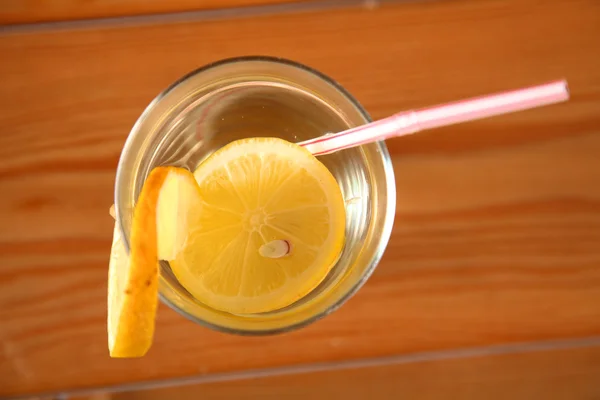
left=0, top=0, right=309, bottom=25
left=1, top=0, right=600, bottom=397
left=73, top=345, right=600, bottom=400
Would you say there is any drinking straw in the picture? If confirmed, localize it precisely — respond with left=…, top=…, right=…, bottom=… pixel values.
left=299, top=80, right=569, bottom=156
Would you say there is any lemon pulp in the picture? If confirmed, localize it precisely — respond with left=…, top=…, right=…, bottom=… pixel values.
left=169, top=137, right=346, bottom=314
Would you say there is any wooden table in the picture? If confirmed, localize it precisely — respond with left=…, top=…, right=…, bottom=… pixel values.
left=1, top=0, right=599, bottom=398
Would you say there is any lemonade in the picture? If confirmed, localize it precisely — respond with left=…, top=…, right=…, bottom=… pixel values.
left=109, top=57, right=396, bottom=357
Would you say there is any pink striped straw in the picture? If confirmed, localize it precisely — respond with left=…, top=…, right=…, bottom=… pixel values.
left=299, top=80, right=569, bottom=156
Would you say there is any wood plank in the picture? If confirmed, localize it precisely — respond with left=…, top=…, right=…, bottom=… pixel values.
left=72, top=344, right=600, bottom=400
left=1, top=0, right=600, bottom=396
left=0, top=0, right=309, bottom=25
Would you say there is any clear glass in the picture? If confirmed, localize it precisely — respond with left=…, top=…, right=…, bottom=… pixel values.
left=115, top=56, right=396, bottom=334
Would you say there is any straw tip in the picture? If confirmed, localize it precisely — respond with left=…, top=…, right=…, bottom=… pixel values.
left=554, top=79, right=570, bottom=100
left=562, top=80, right=571, bottom=99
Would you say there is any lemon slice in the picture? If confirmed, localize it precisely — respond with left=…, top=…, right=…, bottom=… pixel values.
left=170, top=137, right=346, bottom=314
left=108, top=166, right=196, bottom=357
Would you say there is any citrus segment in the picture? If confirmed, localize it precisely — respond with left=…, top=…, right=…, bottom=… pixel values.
left=170, top=137, right=346, bottom=314
left=108, top=166, right=198, bottom=358
left=108, top=167, right=171, bottom=357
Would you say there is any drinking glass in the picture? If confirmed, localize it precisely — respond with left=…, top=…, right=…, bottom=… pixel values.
left=115, top=56, right=396, bottom=334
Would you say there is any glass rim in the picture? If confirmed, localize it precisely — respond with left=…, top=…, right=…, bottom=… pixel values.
left=115, top=55, right=396, bottom=335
